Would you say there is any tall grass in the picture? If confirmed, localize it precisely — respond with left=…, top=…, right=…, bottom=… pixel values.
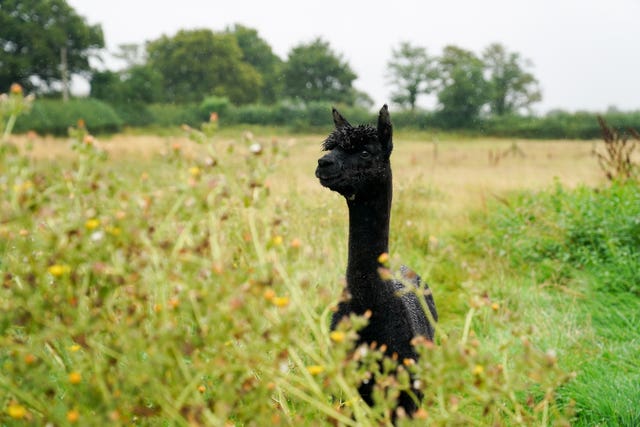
left=0, top=126, right=577, bottom=425
left=482, top=181, right=640, bottom=425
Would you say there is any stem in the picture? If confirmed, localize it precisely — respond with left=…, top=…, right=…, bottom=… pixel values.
left=2, top=113, right=17, bottom=142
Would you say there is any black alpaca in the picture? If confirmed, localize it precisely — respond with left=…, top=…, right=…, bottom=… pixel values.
left=315, top=105, right=437, bottom=416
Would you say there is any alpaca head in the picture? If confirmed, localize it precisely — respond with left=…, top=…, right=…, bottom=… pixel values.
left=315, top=105, right=393, bottom=200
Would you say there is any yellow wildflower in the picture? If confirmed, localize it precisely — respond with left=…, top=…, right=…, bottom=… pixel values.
left=69, top=371, right=82, bottom=384
left=189, top=166, right=201, bottom=177
left=306, top=365, right=325, bottom=375
left=377, top=252, right=389, bottom=265
left=48, top=264, right=70, bottom=277
left=472, top=365, right=484, bottom=375
left=69, top=344, right=81, bottom=352
left=85, top=218, right=100, bottom=230
left=67, top=409, right=80, bottom=423
left=272, top=296, right=289, bottom=308
left=7, top=403, right=27, bottom=419
left=329, top=331, right=346, bottom=343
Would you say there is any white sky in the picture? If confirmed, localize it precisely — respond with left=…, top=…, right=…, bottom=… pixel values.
left=67, top=0, right=640, bottom=113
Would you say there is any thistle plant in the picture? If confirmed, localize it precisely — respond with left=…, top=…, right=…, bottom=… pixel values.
left=0, top=83, right=35, bottom=143
left=595, top=116, right=638, bottom=181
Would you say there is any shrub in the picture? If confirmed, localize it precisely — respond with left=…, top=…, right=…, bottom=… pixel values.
left=485, top=182, right=640, bottom=295
left=146, top=103, right=203, bottom=127
left=199, top=96, right=231, bottom=119
left=14, top=98, right=122, bottom=135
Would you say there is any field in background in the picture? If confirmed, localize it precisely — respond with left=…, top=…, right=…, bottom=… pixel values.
left=15, top=132, right=605, bottom=218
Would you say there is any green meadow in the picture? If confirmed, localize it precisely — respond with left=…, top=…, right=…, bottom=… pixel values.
left=1, top=126, right=638, bottom=426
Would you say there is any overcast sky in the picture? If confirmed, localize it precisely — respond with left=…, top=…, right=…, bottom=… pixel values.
left=67, top=0, right=640, bottom=113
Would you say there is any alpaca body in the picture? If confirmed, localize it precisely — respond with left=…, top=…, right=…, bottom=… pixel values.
left=316, top=105, right=437, bottom=416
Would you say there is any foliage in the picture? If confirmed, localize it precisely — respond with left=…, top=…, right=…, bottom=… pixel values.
left=283, top=38, right=357, bottom=105
left=0, top=0, right=104, bottom=93
left=0, top=128, right=579, bottom=426
left=481, top=182, right=640, bottom=424
left=1, top=83, right=34, bottom=142
left=13, top=98, right=122, bottom=135
left=90, top=66, right=164, bottom=105
left=595, top=116, right=638, bottom=181
left=435, top=46, right=490, bottom=128
left=146, top=29, right=263, bottom=104
left=386, top=42, right=437, bottom=111
left=225, top=24, right=284, bottom=104
left=482, top=43, right=542, bottom=116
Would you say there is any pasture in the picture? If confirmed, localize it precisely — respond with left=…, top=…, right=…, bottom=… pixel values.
left=1, top=128, right=638, bottom=426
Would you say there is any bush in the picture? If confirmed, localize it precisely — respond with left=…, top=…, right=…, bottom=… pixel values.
left=199, top=96, right=231, bottom=118
left=145, top=103, right=203, bottom=127
left=14, top=98, right=122, bottom=135
left=485, top=182, right=640, bottom=295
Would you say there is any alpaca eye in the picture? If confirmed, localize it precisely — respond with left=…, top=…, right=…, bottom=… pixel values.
left=360, top=150, right=371, bottom=159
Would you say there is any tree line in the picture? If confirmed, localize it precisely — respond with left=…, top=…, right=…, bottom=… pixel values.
left=2, top=1, right=541, bottom=125
left=3, top=0, right=638, bottom=137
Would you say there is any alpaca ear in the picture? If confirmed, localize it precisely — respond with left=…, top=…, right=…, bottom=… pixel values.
left=332, top=107, right=351, bottom=129
left=378, top=104, right=393, bottom=154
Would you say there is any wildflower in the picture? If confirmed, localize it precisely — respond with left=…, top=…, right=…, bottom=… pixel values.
left=69, top=344, right=81, bottom=352
left=198, top=385, right=206, bottom=393
left=77, top=119, right=86, bottom=129
left=249, top=143, right=263, bottom=155
left=7, top=403, right=27, bottom=419
left=189, top=166, right=201, bottom=177
left=67, top=409, right=80, bottom=423
left=377, top=252, right=389, bottom=265
left=377, top=267, right=393, bottom=280
left=306, top=365, right=325, bottom=375
left=9, top=83, right=23, bottom=95
left=329, top=331, right=346, bottom=343
left=491, top=302, right=500, bottom=311
left=290, top=238, right=302, bottom=249
left=24, top=354, right=37, bottom=365
left=472, top=365, right=484, bottom=376
left=69, top=371, right=82, bottom=384
left=210, top=112, right=219, bottom=122
left=271, top=235, right=283, bottom=246
left=272, top=296, right=290, bottom=308
left=263, top=288, right=276, bottom=301
left=403, top=358, right=416, bottom=366
left=90, top=231, right=104, bottom=242
left=106, top=226, right=121, bottom=236
left=414, top=408, right=429, bottom=419
left=48, top=264, right=71, bottom=277
left=172, top=142, right=182, bottom=151
left=85, top=218, right=100, bottom=230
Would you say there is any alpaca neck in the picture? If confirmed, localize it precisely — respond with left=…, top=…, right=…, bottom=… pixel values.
left=345, top=176, right=393, bottom=307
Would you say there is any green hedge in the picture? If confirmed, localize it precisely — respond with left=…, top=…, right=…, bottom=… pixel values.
left=15, top=97, right=640, bottom=139
left=15, top=98, right=123, bottom=135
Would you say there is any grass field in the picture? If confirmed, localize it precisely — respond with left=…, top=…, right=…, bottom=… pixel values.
left=1, top=127, right=638, bottom=426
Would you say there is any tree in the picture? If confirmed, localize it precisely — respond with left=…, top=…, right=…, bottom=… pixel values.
left=386, top=42, right=437, bottom=111
left=483, top=43, right=541, bottom=115
left=282, top=38, right=358, bottom=105
left=0, top=0, right=104, bottom=93
left=146, top=29, right=262, bottom=104
left=225, top=24, right=283, bottom=104
left=436, top=46, right=490, bottom=128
